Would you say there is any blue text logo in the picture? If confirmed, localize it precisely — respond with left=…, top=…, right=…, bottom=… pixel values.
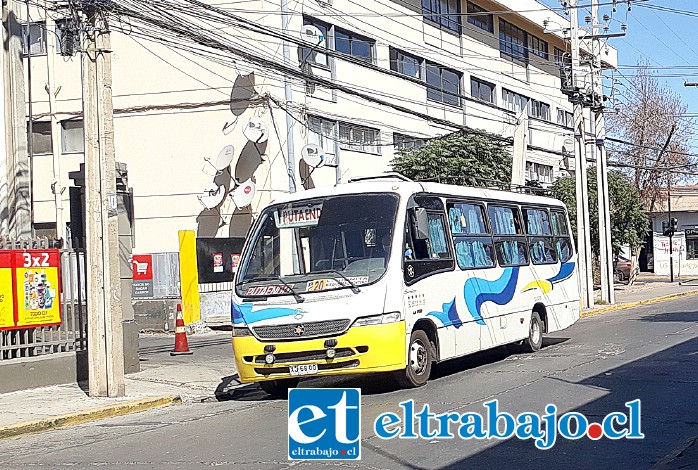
left=288, top=388, right=361, bottom=460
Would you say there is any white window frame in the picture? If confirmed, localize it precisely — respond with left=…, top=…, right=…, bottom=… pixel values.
left=339, top=122, right=381, bottom=155
left=61, top=119, right=85, bottom=154
left=22, top=21, right=47, bottom=56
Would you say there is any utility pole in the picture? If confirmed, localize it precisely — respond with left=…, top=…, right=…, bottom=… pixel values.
left=668, top=175, right=674, bottom=282
left=569, top=0, right=594, bottom=308
left=82, top=6, right=125, bottom=397
left=44, top=10, right=65, bottom=242
left=0, top=1, right=8, bottom=236
left=25, top=0, right=34, bottom=236
left=281, top=0, right=296, bottom=193
left=591, top=0, right=615, bottom=303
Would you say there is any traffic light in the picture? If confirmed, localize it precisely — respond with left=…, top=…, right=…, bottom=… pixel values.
left=662, top=218, right=679, bottom=236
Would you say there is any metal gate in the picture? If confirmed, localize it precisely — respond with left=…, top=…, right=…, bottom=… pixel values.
left=0, top=245, right=87, bottom=361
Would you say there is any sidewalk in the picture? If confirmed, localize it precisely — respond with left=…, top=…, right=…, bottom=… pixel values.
left=2, top=281, right=698, bottom=440
left=583, top=278, right=698, bottom=317
left=0, top=331, right=244, bottom=439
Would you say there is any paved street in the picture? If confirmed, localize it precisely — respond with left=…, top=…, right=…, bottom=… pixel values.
left=1, top=296, right=697, bottom=469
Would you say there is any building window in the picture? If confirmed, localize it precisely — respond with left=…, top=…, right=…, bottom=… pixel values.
left=526, top=161, right=553, bottom=184
left=28, top=121, right=52, bottom=155
left=339, top=122, right=381, bottom=155
left=502, top=88, right=529, bottom=114
left=33, top=222, right=57, bottom=239
left=389, top=48, right=423, bottom=80
left=61, top=120, right=84, bottom=154
left=557, top=109, right=574, bottom=128
left=426, top=62, right=461, bottom=107
left=528, top=34, right=549, bottom=60
left=302, top=17, right=330, bottom=66
left=308, top=115, right=336, bottom=156
left=22, top=21, right=46, bottom=56
left=554, top=47, right=569, bottom=66
left=422, top=0, right=461, bottom=33
left=467, top=2, right=493, bottom=33
left=529, top=99, right=551, bottom=121
left=470, top=77, right=495, bottom=104
left=686, top=229, right=698, bottom=260
left=335, top=28, right=374, bottom=63
left=499, top=19, right=527, bottom=62
left=394, top=133, right=426, bottom=151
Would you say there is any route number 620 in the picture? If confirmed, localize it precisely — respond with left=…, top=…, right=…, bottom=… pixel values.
left=23, top=253, right=50, bottom=268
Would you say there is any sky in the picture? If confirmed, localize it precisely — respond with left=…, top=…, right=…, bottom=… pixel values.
left=539, top=0, right=698, bottom=153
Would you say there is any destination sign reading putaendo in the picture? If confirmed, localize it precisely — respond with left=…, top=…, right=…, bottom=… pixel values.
left=275, top=203, right=323, bottom=228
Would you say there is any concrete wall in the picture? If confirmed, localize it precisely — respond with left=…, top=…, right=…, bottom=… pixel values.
left=0, top=351, right=88, bottom=394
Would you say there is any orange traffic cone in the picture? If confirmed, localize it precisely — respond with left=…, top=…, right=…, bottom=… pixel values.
left=171, top=304, right=193, bottom=356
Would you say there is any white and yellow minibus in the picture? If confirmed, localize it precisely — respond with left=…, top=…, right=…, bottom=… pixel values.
left=231, top=175, right=580, bottom=396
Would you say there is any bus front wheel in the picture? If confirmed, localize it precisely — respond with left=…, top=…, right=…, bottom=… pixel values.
left=259, top=378, right=299, bottom=397
left=395, top=329, right=433, bottom=388
left=521, top=312, right=543, bottom=353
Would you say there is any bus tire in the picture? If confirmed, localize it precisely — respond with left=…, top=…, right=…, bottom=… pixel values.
left=521, top=312, right=543, bottom=353
left=395, top=329, right=433, bottom=388
left=259, top=378, right=300, bottom=397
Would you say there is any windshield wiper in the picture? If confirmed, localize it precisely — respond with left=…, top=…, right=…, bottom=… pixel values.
left=236, top=275, right=305, bottom=303
left=315, top=270, right=361, bottom=294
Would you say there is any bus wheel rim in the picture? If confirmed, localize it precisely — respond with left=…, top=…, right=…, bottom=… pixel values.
left=531, top=318, right=541, bottom=344
left=409, top=339, right=427, bottom=375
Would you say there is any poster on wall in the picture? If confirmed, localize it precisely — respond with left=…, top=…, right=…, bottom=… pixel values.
left=0, top=251, right=15, bottom=328
left=196, top=237, right=246, bottom=284
left=13, top=250, right=62, bottom=328
left=213, top=253, right=224, bottom=273
left=132, top=254, right=154, bottom=298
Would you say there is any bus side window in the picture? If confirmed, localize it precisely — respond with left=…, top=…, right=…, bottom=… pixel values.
left=404, top=206, right=454, bottom=284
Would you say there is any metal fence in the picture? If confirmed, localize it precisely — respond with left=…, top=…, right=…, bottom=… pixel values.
left=151, top=252, right=180, bottom=298
left=0, top=249, right=87, bottom=361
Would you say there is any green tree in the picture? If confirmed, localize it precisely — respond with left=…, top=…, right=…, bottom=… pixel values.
left=390, top=133, right=512, bottom=186
left=551, top=168, right=648, bottom=256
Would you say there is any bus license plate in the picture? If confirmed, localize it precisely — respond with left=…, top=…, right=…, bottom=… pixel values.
left=289, top=364, right=318, bottom=376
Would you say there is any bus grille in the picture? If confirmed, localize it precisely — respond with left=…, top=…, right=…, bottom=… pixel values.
left=252, top=319, right=351, bottom=340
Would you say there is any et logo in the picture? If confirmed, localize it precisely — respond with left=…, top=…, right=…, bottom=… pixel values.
left=288, top=388, right=361, bottom=460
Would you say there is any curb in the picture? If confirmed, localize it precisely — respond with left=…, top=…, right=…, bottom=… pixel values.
left=581, top=290, right=698, bottom=318
left=0, top=395, right=181, bottom=440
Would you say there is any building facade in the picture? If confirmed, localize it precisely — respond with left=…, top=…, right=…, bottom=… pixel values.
left=8, top=0, right=617, bottom=255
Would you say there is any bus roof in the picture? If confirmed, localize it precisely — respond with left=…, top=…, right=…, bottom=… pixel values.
left=268, top=177, right=565, bottom=209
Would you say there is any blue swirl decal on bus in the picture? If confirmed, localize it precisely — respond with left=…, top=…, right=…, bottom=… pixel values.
left=426, top=299, right=462, bottom=328
left=522, top=262, right=576, bottom=293
left=464, top=267, right=519, bottom=325
left=231, top=301, right=298, bottom=325
left=428, top=268, right=519, bottom=328
left=548, top=262, right=575, bottom=284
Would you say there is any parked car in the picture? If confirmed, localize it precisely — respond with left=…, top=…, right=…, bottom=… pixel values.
left=614, top=255, right=633, bottom=282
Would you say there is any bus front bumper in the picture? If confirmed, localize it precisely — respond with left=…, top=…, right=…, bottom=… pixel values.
left=232, top=321, right=407, bottom=383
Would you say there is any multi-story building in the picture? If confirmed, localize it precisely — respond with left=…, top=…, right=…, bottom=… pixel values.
left=9, top=0, right=618, bottom=254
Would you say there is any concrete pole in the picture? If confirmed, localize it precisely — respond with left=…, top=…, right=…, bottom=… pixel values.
left=83, top=8, right=125, bottom=397
left=281, top=0, right=296, bottom=193
left=44, top=11, right=65, bottom=241
left=570, top=0, right=594, bottom=308
left=6, top=0, right=31, bottom=239
left=591, top=0, right=614, bottom=303
left=0, top=2, right=8, bottom=236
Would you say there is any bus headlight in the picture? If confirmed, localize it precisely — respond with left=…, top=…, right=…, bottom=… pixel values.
left=232, top=326, right=252, bottom=337
left=352, top=311, right=403, bottom=327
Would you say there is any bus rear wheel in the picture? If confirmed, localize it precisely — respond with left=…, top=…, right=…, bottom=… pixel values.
left=395, top=329, right=433, bottom=388
left=259, top=378, right=299, bottom=397
left=521, top=312, right=543, bottom=353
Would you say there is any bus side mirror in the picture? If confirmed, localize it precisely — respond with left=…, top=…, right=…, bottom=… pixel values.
left=414, top=207, right=430, bottom=240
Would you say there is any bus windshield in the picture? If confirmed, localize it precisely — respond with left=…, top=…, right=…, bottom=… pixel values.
left=236, top=193, right=400, bottom=297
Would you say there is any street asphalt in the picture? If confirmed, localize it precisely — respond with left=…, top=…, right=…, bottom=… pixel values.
left=0, top=294, right=696, bottom=469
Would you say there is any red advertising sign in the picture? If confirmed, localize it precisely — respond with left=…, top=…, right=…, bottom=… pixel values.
left=0, top=249, right=62, bottom=330
left=0, top=251, right=14, bottom=329
left=132, top=255, right=153, bottom=281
